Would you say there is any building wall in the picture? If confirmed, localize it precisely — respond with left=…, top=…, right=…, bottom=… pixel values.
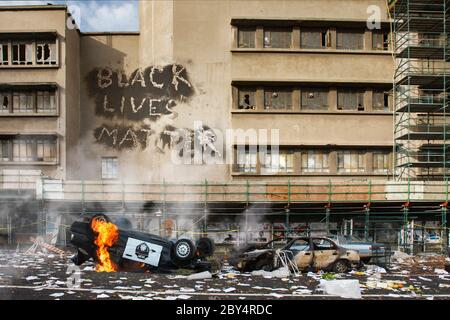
left=0, top=7, right=74, bottom=180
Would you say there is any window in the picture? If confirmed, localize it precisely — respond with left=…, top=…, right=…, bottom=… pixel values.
left=37, top=91, right=56, bottom=113
left=337, top=31, right=364, bottom=50
left=0, top=88, right=57, bottom=115
left=0, top=139, right=11, bottom=162
left=337, top=150, right=365, bottom=173
left=236, top=148, right=257, bottom=173
left=2, top=136, right=57, bottom=163
left=102, top=157, right=119, bottom=179
left=372, top=33, right=388, bottom=50
left=264, top=28, right=292, bottom=48
left=263, top=150, right=294, bottom=174
left=300, top=29, right=329, bottom=49
left=373, top=90, right=390, bottom=111
left=12, top=42, right=33, bottom=65
left=373, top=152, right=390, bottom=173
left=238, top=28, right=256, bottom=48
left=12, top=91, right=34, bottom=113
left=301, top=151, right=329, bottom=173
left=418, top=33, right=443, bottom=47
left=338, top=90, right=365, bottom=111
left=264, top=88, right=293, bottom=110
left=0, top=92, right=10, bottom=113
left=301, top=88, right=328, bottom=110
left=238, top=88, right=256, bottom=110
left=0, top=43, right=8, bottom=65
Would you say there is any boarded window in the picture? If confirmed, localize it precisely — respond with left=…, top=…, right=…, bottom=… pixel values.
left=263, top=150, right=294, bottom=173
left=0, top=43, right=8, bottom=65
left=264, top=28, right=292, bottom=48
left=301, top=151, right=329, bottom=173
left=338, top=90, right=365, bottom=111
left=0, top=92, right=10, bottom=113
left=264, top=88, right=293, bottom=110
left=236, top=148, right=257, bottom=173
left=301, top=88, right=328, bottom=110
left=337, top=31, right=364, bottom=50
left=337, top=150, right=365, bottom=173
left=36, top=42, right=57, bottom=65
left=300, top=29, right=329, bottom=49
left=12, top=91, right=34, bottom=113
left=372, top=33, right=388, bottom=50
left=238, top=88, right=256, bottom=110
left=12, top=43, right=33, bottom=65
left=373, top=151, right=390, bottom=173
left=37, top=91, right=56, bottom=113
left=373, top=90, right=390, bottom=111
left=102, top=157, right=119, bottom=179
left=238, top=28, right=256, bottom=48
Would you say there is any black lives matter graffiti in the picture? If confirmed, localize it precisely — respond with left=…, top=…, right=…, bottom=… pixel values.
left=88, top=65, right=220, bottom=157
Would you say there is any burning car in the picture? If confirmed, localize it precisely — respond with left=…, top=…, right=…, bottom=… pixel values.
left=230, top=237, right=361, bottom=273
left=69, top=214, right=215, bottom=272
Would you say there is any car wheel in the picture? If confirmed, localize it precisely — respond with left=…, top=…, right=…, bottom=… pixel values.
left=196, top=237, right=215, bottom=258
left=173, top=239, right=196, bottom=262
left=333, top=260, right=349, bottom=273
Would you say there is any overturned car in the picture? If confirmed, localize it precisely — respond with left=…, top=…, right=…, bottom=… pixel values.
left=69, top=214, right=215, bottom=272
left=230, top=237, right=361, bottom=273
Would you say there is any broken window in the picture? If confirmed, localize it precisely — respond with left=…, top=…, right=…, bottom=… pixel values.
left=301, top=88, right=328, bottom=110
left=238, top=28, right=256, bottom=48
left=338, top=90, right=365, bottom=111
left=263, top=149, right=294, bottom=173
left=372, top=90, right=390, bottom=111
left=301, top=150, right=329, bottom=173
left=37, top=90, right=56, bottom=113
left=36, top=42, right=56, bottom=65
left=0, top=43, right=8, bottom=65
left=236, top=147, right=257, bottom=173
left=12, top=43, right=33, bottom=65
left=264, top=28, right=292, bottom=48
left=0, top=92, right=10, bottom=113
left=372, top=32, right=389, bottom=50
left=238, top=88, right=256, bottom=110
left=300, top=29, right=329, bottom=49
left=337, top=150, right=365, bottom=173
left=337, top=31, right=364, bottom=50
left=12, top=91, right=34, bottom=113
left=264, top=88, right=293, bottom=110
left=102, top=157, right=119, bottom=179
left=373, top=151, right=390, bottom=174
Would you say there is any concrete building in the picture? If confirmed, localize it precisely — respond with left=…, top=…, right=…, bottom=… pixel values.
left=0, top=1, right=447, bottom=251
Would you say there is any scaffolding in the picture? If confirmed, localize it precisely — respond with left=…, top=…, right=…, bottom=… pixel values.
left=391, top=0, right=450, bottom=180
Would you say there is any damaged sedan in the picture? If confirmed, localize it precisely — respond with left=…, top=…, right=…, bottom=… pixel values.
left=69, top=213, right=215, bottom=272
left=230, top=237, right=361, bottom=273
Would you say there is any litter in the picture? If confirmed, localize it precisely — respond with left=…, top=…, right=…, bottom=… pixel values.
left=365, top=265, right=386, bottom=273
left=26, top=276, right=39, bottom=281
left=187, top=271, right=212, bottom=280
left=319, top=279, right=362, bottom=299
left=434, top=268, right=448, bottom=275
left=418, top=276, right=432, bottom=282
left=97, top=294, right=110, bottom=299
left=223, top=287, right=236, bottom=293
left=49, top=293, right=65, bottom=298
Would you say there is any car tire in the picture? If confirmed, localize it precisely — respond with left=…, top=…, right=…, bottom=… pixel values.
left=173, top=239, right=196, bottom=263
left=333, top=259, right=349, bottom=273
left=196, top=237, right=215, bottom=258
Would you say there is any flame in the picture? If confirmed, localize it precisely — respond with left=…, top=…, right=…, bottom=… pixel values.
left=91, top=218, right=119, bottom=272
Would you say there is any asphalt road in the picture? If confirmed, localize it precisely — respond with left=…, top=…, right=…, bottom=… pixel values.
left=0, top=250, right=449, bottom=300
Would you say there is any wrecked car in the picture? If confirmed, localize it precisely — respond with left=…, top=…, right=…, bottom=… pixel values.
left=327, top=235, right=388, bottom=264
left=230, top=237, right=361, bottom=273
left=69, top=213, right=215, bottom=272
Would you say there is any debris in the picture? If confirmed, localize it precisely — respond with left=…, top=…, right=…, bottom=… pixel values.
left=418, top=276, right=432, bottom=282
left=251, top=267, right=290, bottom=279
left=434, top=268, right=448, bottom=275
left=319, top=279, right=362, bottom=299
left=269, top=293, right=284, bottom=298
left=25, top=276, right=39, bottom=281
left=365, top=265, right=386, bottom=273
left=321, top=273, right=337, bottom=280
left=223, top=287, right=236, bottom=293
left=97, top=294, right=110, bottom=299
left=186, top=271, right=212, bottom=280
left=49, top=293, right=65, bottom=298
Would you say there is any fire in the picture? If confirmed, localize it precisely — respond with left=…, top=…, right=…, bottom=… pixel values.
left=91, top=218, right=119, bottom=272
